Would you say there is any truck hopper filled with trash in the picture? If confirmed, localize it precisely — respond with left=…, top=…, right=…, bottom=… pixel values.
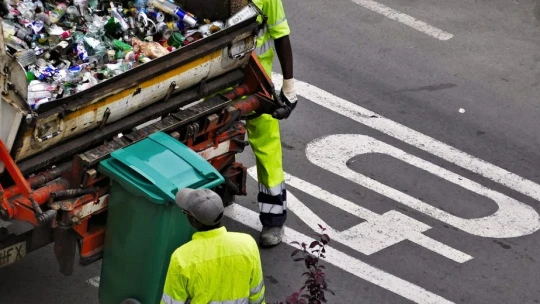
left=0, top=0, right=260, bottom=174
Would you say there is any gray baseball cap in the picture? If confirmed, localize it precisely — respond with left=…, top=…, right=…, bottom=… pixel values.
left=175, top=188, right=224, bottom=226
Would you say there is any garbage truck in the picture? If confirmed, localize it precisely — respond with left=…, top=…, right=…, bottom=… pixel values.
left=0, top=0, right=282, bottom=275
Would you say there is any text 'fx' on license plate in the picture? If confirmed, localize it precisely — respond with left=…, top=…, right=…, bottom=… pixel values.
left=0, top=242, right=26, bottom=268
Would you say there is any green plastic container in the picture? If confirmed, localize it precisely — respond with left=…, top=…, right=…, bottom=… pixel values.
left=97, top=132, right=224, bottom=304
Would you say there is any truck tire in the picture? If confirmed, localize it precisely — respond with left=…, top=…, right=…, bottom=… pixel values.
left=121, top=299, right=141, bottom=304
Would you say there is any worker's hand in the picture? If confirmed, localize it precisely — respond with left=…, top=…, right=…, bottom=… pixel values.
left=272, top=78, right=297, bottom=120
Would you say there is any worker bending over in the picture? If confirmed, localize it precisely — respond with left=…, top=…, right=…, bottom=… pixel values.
left=161, top=188, right=266, bottom=304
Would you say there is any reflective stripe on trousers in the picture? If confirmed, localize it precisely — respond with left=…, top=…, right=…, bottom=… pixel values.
left=259, top=182, right=285, bottom=196
left=258, top=187, right=287, bottom=227
left=259, top=201, right=287, bottom=214
left=258, top=185, right=287, bottom=215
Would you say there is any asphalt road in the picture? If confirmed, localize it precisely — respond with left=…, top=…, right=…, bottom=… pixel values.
left=2, top=0, right=540, bottom=303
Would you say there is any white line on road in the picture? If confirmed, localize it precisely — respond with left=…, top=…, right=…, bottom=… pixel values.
left=248, top=167, right=473, bottom=263
left=349, top=0, right=453, bottom=40
left=272, top=73, right=540, bottom=206
left=306, top=134, right=540, bottom=238
left=225, top=203, right=455, bottom=304
left=86, top=276, right=100, bottom=288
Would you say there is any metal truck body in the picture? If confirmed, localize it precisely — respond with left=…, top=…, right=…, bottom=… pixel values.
left=0, top=2, right=278, bottom=275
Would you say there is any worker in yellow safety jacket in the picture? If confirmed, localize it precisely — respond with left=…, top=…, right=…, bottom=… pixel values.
left=161, top=188, right=266, bottom=304
left=250, top=0, right=297, bottom=247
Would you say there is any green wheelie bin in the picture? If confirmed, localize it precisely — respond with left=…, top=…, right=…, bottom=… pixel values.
left=97, top=132, right=225, bottom=304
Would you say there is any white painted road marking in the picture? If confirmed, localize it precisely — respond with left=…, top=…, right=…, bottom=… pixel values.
left=86, top=276, right=100, bottom=288
left=248, top=167, right=473, bottom=263
left=224, top=203, right=455, bottom=304
left=85, top=203, right=458, bottom=303
left=273, top=73, right=540, bottom=206
left=306, top=134, right=540, bottom=238
left=348, top=0, right=453, bottom=40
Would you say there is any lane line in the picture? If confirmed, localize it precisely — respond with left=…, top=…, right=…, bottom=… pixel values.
left=225, top=203, right=455, bottom=304
left=349, top=0, right=453, bottom=40
left=248, top=167, right=473, bottom=263
left=272, top=73, right=540, bottom=205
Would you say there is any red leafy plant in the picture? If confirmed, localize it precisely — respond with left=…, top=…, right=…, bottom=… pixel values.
left=275, top=225, right=335, bottom=304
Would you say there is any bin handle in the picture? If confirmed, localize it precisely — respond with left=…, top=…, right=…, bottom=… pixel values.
left=112, top=150, right=178, bottom=200
left=149, top=133, right=221, bottom=180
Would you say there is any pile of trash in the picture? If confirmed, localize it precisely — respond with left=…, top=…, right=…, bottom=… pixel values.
left=1, top=0, right=238, bottom=109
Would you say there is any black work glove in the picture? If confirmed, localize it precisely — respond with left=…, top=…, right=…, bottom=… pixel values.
left=272, top=79, right=298, bottom=120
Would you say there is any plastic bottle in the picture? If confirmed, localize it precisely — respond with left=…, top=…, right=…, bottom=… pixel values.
left=4, top=33, right=29, bottom=49
left=148, top=11, right=165, bottom=23
left=146, top=0, right=197, bottom=28
left=110, top=2, right=130, bottom=31
left=34, top=12, right=51, bottom=26
left=155, top=22, right=171, bottom=38
left=49, top=3, right=68, bottom=24
left=17, top=0, right=36, bottom=20
left=25, top=20, right=45, bottom=35
left=66, top=6, right=80, bottom=20
left=166, top=31, right=184, bottom=48
left=34, top=0, right=45, bottom=12
left=87, top=0, right=98, bottom=10
left=134, top=0, right=147, bottom=11
left=74, top=41, right=90, bottom=62
left=112, top=39, right=133, bottom=52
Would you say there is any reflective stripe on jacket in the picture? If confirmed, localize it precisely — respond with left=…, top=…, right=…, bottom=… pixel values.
left=161, top=227, right=265, bottom=304
left=252, top=0, right=291, bottom=76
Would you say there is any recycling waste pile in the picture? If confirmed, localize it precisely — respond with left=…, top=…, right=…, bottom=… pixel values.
left=0, top=0, right=243, bottom=110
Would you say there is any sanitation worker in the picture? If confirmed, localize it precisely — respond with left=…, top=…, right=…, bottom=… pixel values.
left=250, top=0, right=297, bottom=247
left=161, top=188, right=266, bottom=304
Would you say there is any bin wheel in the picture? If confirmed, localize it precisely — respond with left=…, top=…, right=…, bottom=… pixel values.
left=121, top=299, right=141, bottom=304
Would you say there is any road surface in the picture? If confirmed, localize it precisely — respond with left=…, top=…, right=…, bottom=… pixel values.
left=2, top=0, right=540, bottom=303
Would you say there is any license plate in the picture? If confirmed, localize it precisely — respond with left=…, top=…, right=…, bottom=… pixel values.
left=0, top=242, right=26, bottom=268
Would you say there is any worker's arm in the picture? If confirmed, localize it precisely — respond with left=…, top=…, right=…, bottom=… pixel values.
left=274, top=35, right=293, bottom=80
left=161, top=254, right=190, bottom=304
left=249, top=244, right=266, bottom=304
left=265, top=0, right=297, bottom=118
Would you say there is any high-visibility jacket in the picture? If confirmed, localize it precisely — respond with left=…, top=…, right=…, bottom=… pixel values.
left=161, top=227, right=266, bottom=304
left=252, top=0, right=291, bottom=77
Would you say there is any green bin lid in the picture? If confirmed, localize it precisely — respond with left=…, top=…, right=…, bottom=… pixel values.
left=98, top=132, right=225, bottom=204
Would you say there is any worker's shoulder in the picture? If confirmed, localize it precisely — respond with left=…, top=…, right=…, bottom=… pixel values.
left=223, top=231, right=258, bottom=245
left=252, top=0, right=284, bottom=8
left=172, top=231, right=257, bottom=255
